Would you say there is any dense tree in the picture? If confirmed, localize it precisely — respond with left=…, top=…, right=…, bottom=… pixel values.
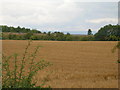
left=88, top=29, right=92, bottom=35
left=66, top=32, right=70, bottom=35
left=47, top=31, right=51, bottom=36
left=95, top=24, right=120, bottom=41
left=43, top=32, right=46, bottom=34
left=30, top=29, right=41, bottom=33
left=54, top=32, right=65, bottom=41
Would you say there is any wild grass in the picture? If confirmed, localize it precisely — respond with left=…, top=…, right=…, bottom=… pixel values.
left=2, top=40, right=52, bottom=88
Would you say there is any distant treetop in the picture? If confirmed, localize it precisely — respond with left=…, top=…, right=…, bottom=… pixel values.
left=88, top=29, right=92, bottom=35
left=0, top=25, right=41, bottom=33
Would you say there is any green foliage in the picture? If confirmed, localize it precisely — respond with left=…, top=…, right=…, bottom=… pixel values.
left=80, top=35, right=94, bottom=41
left=30, top=29, right=41, bottom=33
left=95, top=24, right=120, bottom=41
left=106, top=35, right=120, bottom=41
left=1, top=25, right=96, bottom=41
left=8, top=34, right=17, bottom=40
left=2, top=24, right=120, bottom=41
left=2, top=41, right=52, bottom=88
left=88, top=29, right=92, bottom=35
left=2, top=32, right=95, bottom=41
left=24, top=33, right=33, bottom=40
left=1, top=25, right=41, bottom=33
left=65, top=35, right=73, bottom=41
left=72, top=35, right=94, bottom=41
left=30, top=35, right=39, bottom=40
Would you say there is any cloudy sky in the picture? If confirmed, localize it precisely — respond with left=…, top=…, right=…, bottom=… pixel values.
left=0, top=0, right=118, bottom=34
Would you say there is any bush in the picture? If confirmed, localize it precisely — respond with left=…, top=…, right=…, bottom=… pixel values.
left=2, top=41, right=52, bottom=88
left=23, top=33, right=33, bottom=39
left=80, top=35, right=94, bottom=41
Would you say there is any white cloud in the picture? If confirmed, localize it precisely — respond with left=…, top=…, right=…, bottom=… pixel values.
left=0, top=0, right=83, bottom=26
left=0, top=1, right=118, bottom=34
left=86, top=18, right=117, bottom=24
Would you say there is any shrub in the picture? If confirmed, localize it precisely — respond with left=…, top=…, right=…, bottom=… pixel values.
left=2, top=41, right=52, bottom=88
left=80, top=35, right=94, bottom=41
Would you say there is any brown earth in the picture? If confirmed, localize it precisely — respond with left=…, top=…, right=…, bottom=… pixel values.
left=2, top=40, right=118, bottom=88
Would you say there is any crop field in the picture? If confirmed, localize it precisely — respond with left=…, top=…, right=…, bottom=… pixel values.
left=2, top=40, right=118, bottom=88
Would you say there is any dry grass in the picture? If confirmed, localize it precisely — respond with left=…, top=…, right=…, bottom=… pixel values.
left=2, top=40, right=118, bottom=88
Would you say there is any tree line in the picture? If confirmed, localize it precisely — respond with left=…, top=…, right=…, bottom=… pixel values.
left=1, top=25, right=41, bottom=33
left=2, top=31, right=94, bottom=41
left=1, top=24, right=120, bottom=41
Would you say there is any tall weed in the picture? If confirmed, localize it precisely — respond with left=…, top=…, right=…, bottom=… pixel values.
left=2, top=40, right=52, bottom=88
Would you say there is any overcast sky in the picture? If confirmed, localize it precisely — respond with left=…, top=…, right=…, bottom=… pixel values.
left=0, top=0, right=118, bottom=34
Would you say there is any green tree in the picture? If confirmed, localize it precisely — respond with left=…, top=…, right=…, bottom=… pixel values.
left=66, top=32, right=70, bottom=35
left=47, top=31, right=51, bottom=36
left=8, top=34, right=17, bottom=40
left=65, top=35, right=72, bottom=41
left=24, top=33, right=33, bottom=39
left=43, top=32, right=46, bottom=34
left=55, top=32, right=65, bottom=41
left=30, top=29, right=41, bottom=33
left=88, top=29, right=92, bottom=35
left=95, top=24, right=120, bottom=41
left=30, top=35, right=38, bottom=40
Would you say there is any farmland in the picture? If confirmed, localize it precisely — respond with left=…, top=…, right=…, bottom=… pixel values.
left=2, top=40, right=118, bottom=88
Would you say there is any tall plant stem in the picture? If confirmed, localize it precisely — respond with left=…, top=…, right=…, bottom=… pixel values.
left=19, top=40, right=31, bottom=84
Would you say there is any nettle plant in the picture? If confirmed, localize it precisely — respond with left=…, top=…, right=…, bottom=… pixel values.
left=2, top=41, right=52, bottom=88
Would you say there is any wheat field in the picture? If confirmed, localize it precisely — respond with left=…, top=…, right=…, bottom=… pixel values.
left=2, top=40, right=118, bottom=88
